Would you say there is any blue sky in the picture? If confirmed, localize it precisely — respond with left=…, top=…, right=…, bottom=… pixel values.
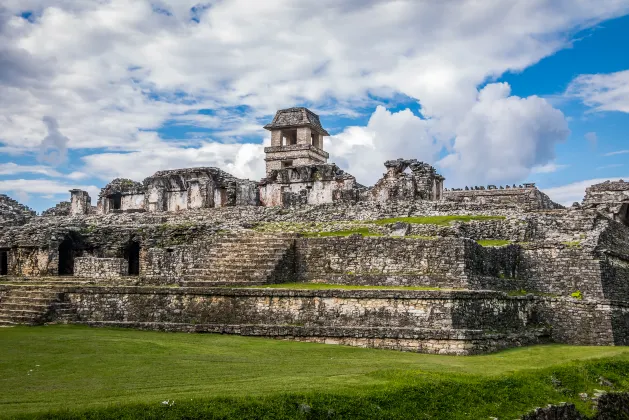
left=1, top=1, right=629, bottom=212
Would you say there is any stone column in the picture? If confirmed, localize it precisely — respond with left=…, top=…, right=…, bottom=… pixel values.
left=69, top=189, right=91, bottom=216
left=296, top=127, right=311, bottom=145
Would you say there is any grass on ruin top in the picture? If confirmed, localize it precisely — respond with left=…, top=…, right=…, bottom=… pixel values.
left=373, top=215, right=505, bottom=225
left=301, top=228, right=382, bottom=237
left=476, top=239, right=512, bottom=247
left=249, top=282, right=444, bottom=291
left=2, top=326, right=629, bottom=419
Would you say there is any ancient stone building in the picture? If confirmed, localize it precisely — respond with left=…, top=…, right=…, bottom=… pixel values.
left=263, top=107, right=330, bottom=174
left=0, top=107, right=628, bottom=356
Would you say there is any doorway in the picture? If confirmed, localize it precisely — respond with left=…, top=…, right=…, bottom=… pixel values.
left=124, top=241, right=140, bottom=276
left=58, top=238, right=76, bottom=275
left=0, top=250, right=7, bottom=275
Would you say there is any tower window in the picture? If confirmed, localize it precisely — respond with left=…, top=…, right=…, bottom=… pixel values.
left=281, top=129, right=297, bottom=146
left=282, top=160, right=293, bottom=168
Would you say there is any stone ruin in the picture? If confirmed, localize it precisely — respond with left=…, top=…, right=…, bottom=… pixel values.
left=0, top=106, right=628, bottom=356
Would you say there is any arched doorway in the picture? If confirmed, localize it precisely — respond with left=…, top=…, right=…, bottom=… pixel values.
left=124, top=241, right=140, bottom=276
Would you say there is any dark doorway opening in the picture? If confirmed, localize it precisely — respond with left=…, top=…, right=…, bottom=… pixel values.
left=110, top=194, right=122, bottom=210
left=58, top=238, right=76, bottom=276
left=619, top=203, right=629, bottom=226
left=124, top=241, right=140, bottom=276
left=58, top=233, right=87, bottom=276
left=0, top=251, right=8, bottom=275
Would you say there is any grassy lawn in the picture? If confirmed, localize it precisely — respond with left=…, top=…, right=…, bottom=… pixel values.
left=373, top=215, right=505, bottom=225
left=301, top=228, right=382, bottom=237
left=250, top=282, right=445, bottom=291
left=1, top=326, right=629, bottom=419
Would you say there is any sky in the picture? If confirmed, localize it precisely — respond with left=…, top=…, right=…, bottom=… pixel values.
left=1, top=1, right=629, bottom=213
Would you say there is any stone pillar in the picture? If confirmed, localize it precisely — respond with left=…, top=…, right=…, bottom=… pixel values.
left=296, top=127, right=311, bottom=145
left=69, top=189, right=91, bottom=216
left=147, top=186, right=166, bottom=212
left=271, top=130, right=282, bottom=147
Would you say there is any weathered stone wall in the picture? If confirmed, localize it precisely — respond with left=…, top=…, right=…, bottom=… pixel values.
left=295, top=237, right=520, bottom=288
left=535, top=297, right=629, bottom=345
left=42, top=201, right=71, bottom=217
left=444, top=185, right=562, bottom=211
left=74, top=257, right=128, bottom=279
left=0, top=194, right=36, bottom=226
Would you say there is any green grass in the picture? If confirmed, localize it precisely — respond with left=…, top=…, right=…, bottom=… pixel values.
left=301, top=228, right=382, bottom=237
left=1, top=327, right=629, bottom=419
left=250, top=283, right=444, bottom=291
left=373, top=215, right=505, bottom=226
left=476, top=239, right=512, bottom=247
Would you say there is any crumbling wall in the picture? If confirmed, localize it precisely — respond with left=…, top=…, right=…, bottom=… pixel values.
left=369, top=159, right=444, bottom=202
left=42, top=201, right=71, bottom=217
left=0, top=194, right=36, bottom=226
left=583, top=180, right=629, bottom=225
left=260, top=164, right=361, bottom=207
left=443, top=184, right=562, bottom=211
left=74, top=257, right=127, bottom=279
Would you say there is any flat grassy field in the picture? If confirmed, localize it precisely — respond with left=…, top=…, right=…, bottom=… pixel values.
left=251, top=283, right=445, bottom=290
left=2, top=326, right=629, bottom=419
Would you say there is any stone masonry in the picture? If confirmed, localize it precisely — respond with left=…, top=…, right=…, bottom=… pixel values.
left=0, top=106, right=627, bottom=355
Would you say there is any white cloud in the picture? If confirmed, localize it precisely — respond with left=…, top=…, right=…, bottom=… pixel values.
left=0, top=162, right=62, bottom=177
left=0, top=0, right=628, bottom=200
left=604, top=150, right=629, bottom=156
left=0, top=0, right=627, bottom=153
left=531, top=162, right=569, bottom=174
left=327, top=106, right=442, bottom=185
left=437, top=83, right=570, bottom=186
left=597, top=164, right=624, bottom=170
left=80, top=141, right=266, bottom=182
left=542, top=177, right=629, bottom=205
left=567, top=69, right=629, bottom=113
left=37, top=116, right=69, bottom=165
left=0, top=178, right=100, bottom=200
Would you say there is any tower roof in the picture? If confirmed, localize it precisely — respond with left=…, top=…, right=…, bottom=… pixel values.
left=263, top=107, right=330, bottom=136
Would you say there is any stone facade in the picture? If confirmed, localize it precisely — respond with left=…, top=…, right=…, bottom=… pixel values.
left=74, top=257, right=127, bottom=279
left=0, top=106, right=628, bottom=356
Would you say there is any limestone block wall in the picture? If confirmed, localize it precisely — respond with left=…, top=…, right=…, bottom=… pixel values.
left=63, top=287, right=536, bottom=331
left=9, top=247, right=54, bottom=276
left=518, top=244, right=604, bottom=299
left=74, top=257, right=127, bottom=279
left=536, top=297, right=629, bottom=345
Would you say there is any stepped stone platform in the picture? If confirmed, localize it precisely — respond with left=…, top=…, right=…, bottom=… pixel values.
left=0, top=283, right=550, bottom=354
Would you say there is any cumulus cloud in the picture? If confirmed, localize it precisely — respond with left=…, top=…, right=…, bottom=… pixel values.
left=37, top=116, right=70, bottom=165
left=437, top=83, right=570, bottom=186
left=543, top=177, right=629, bottom=206
left=0, top=1, right=628, bottom=206
left=567, top=69, right=629, bottom=113
left=327, top=106, right=442, bottom=185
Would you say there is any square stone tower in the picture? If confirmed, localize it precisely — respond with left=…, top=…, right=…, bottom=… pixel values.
left=263, top=107, right=330, bottom=175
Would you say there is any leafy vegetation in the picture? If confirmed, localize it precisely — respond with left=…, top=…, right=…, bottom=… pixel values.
left=572, top=290, right=584, bottom=300
left=476, top=239, right=512, bottom=247
left=2, top=326, right=629, bottom=419
left=372, top=215, right=505, bottom=226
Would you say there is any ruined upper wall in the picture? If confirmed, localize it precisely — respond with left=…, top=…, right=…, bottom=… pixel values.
left=96, top=167, right=259, bottom=214
left=0, top=194, right=36, bottom=226
left=583, top=179, right=629, bottom=225
left=369, top=159, right=444, bottom=202
left=443, top=183, right=563, bottom=212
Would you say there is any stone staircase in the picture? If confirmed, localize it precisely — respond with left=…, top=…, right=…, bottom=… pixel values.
left=181, top=233, right=297, bottom=287
left=0, top=287, right=67, bottom=326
